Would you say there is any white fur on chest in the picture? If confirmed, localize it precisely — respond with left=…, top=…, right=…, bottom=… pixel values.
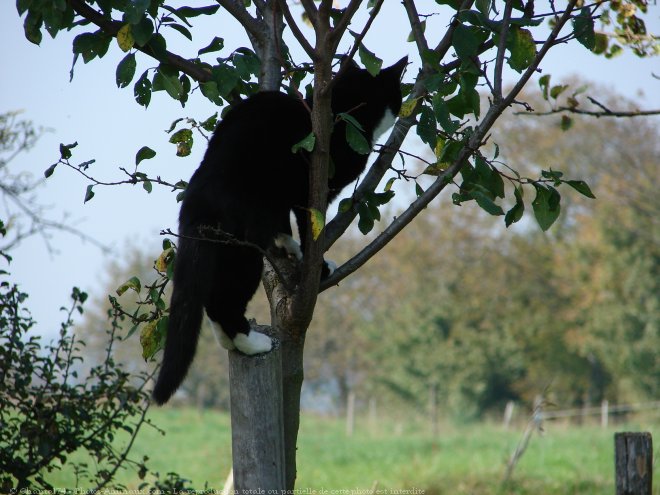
left=372, top=108, right=396, bottom=143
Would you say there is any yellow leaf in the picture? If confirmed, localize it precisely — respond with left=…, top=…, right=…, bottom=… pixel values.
left=117, top=24, right=134, bottom=52
left=398, top=97, right=420, bottom=118
left=155, top=247, right=173, bottom=273
left=434, top=137, right=446, bottom=158
left=309, top=208, right=325, bottom=241
left=423, top=161, right=448, bottom=176
left=140, top=320, right=159, bottom=360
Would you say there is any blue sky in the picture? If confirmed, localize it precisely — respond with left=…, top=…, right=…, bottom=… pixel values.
left=1, top=2, right=658, bottom=340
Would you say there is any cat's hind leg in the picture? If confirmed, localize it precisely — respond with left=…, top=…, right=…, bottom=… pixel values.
left=205, top=246, right=272, bottom=355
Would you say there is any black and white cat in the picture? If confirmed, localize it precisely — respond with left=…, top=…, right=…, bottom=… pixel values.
left=152, top=57, right=406, bottom=405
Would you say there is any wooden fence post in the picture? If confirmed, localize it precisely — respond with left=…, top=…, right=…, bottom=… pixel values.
left=346, top=390, right=356, bottom=437
left=615, top=432, right=653, bottom=495
left=601, top=400, right=609, bottom=429
left=228, top=330, right=286, bottom=491
left=503, top=401, right=515, bottom=430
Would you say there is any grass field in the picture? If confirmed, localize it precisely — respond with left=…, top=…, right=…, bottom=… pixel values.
left=43, top=408, right=659, bottom=494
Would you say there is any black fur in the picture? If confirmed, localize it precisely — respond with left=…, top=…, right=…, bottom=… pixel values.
left=152, top=58, right=406, bottom=404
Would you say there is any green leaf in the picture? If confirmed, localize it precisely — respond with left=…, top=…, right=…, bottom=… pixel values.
left=233, top=50, right=261, bottom=79
left=23, top=10, right=43, bottom=45
left=59, top=142, right=77, bottom=160
left=291, top=132, right=315, bottom=153
left=135, top=146, right=156, bottom=165
left=134, top=70, right=152, bottom=107
left=117, top=276, right=142, bottom=296
left=560, top=115, right=573, bottom=131
left=200, top=81, right=222, bottom=105
left=550, top=84, right=569, bottom=99
left=198, top=36, right=224, bottom=56
left=169, top=128, right=193, bottom=157
left=472, top=191, right=504, bottom=216
left=153, top=68, right=183, bottom=100
left=452, top=24, right=488, bottom=61
left=358, top=43, right=383, bottom=76
left=165, top=22, right=193, bottom=41
left=211, top=65, right=240, bottom=98
left=357, top=202, right=375, bottom=234
left=416, top=105, right=437, bottom=148
left=142, top=180, right=152, bottom=193
left=407, top=20, right=426, bottom=42
left=176, top=5, right=220, bottom=17
left=200, top=113, right=218, bottom=132
left=532, top=184, right=561, bottom=231
left=131, top=17, right=153, bottom=46
left=44, top=164, right=57, bottom=178
left=125, top=0, right=150, bottom=24
left=338, top=198, right=353, bottom=213
left=83, top=185, right=95, bottom=203
left=506, top=26, right=536, bottom=73
left=539, top=74, right=551, bottom=100
left=565, top=180, right=596, bottom=199
left=573, top=7, right=596, bottom=50
left=345, top=122, right=371, bottom=155
left=505, top=187, right=525, bottom=227
left=309, top=208, right=325, bottom=241
left=338, top=113, right=365, bottom=132
left=72, top=31, right=110, bottom=63
left=116, top=52, right=136, bottom=88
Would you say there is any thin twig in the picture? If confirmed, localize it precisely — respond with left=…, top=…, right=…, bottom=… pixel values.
left=160, top=228, right=297, bottom=292
left=516, top=106, right=660, bottom=118
left=216, top=0, right=263, bottom=40
left=329, top=0, right=385, bottom=92
left=328, top=0, right=365, bottom=46
left=402, top=0, right=430, bottom=60
left=494, top=0, right=514, bottom=101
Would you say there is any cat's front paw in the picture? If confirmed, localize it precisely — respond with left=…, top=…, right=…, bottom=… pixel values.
left=322, top=259, right=337, bottom=279
left=274, top=233, right=303, bottom=261
left=233, top=331, right=273, bottom=355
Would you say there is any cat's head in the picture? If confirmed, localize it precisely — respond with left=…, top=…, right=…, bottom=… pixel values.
left=332, top=56, right=408, bottom=141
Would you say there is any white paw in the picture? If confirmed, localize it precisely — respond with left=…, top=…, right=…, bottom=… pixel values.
left=274, top=233, right=303, bottom=261
left=325, top=260, right=337, bottom=276
left=209, top=319, right=236, bottom=350
left=233, top=331, right=272, bottom=355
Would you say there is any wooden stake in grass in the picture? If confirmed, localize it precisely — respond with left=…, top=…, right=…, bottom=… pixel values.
left=615, top=432, right=653, bottom=495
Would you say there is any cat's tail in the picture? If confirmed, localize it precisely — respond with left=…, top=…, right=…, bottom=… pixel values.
left=152, top=236, right=215, bottom=405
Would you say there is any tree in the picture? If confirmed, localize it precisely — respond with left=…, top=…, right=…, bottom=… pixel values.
left=0, top=111, right=106, bottom=253
left=15, top=0, right=658, bottom=490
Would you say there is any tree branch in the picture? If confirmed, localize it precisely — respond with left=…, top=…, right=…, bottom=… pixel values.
left=327, top=0, right=364, bottom=46
left=402, top=0, right=429, bottom=60
left=516, top=105, right=660, bottom=118
left=277, top=0, right=315, bottom=59
left=321, top=0, right=581, bottom=290
left=67, top=0, right=212, bottom=83
left=299, top=0, right=319, bottom=29
left=216, top=0, right=263, bottom=40
left=433, top=0, right=475, bottom=59
left=494, top=0, right=514, bottom=101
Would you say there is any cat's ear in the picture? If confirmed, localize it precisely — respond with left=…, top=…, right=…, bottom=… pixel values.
left=384, top=56, right=408, bottom=79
